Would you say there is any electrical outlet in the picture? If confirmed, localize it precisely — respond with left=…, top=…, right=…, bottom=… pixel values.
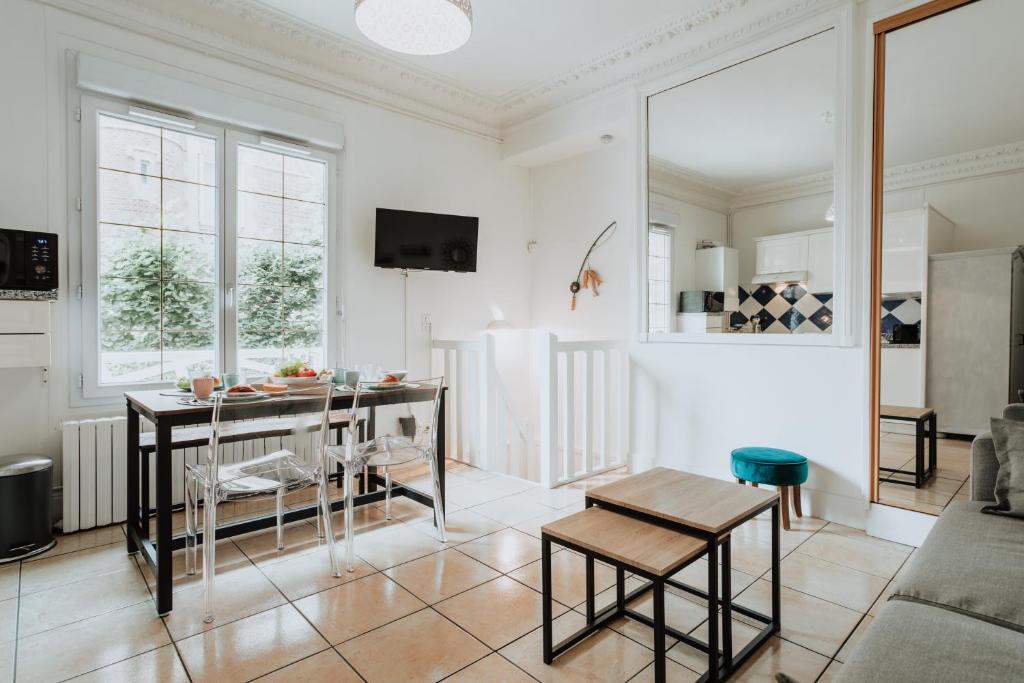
left=421, top=314, right=432, bottom=331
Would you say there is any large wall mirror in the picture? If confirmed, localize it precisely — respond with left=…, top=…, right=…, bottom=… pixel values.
left=644, top=29, right=839, bottom=341
left=871, top=0, right=1024, bottom=513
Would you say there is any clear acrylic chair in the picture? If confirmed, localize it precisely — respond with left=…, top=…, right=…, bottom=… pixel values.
left=327, top=377, right=447, bottom=572
left=184, top=383, right=341, bottom=623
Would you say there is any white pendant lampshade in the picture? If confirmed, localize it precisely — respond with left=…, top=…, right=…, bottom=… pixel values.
left=354, top=0, right=473, bottom=56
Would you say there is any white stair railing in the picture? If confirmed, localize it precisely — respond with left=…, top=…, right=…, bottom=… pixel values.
left=537, top=333, right=629, bottom=488
left=432, top=338, right=485, bottom=468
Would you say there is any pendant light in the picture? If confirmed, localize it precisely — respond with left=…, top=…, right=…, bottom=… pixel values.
left=354, top=0, right=473, bottom=56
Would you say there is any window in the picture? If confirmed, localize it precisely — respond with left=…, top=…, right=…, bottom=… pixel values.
left=647, top=226, right=673, bottom=334
left=79, top=97, right=335, bottom=397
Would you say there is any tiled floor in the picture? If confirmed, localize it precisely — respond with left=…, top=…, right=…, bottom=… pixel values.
left=877, top=431, right=972, bottom=515
left=0, top=462, right=915, bottom=682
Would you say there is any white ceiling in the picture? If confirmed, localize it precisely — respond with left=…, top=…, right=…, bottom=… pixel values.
left=648, top=30, right=836, bottom=193
left=884, top=0, right=1024, bottom=167
left=255, top=0, right=703, bottom=101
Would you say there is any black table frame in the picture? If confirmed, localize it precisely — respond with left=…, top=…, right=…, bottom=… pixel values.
left=124, top=388, right=446, bottom=615
left=547, top=494, right=781, bottom=682
left=879, top=409, right=937, bottom=488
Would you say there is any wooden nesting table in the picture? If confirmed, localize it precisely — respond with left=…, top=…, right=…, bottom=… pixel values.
left=575, top=468, right=781, bottom=682
left=879, top=405, right=937, bottom=487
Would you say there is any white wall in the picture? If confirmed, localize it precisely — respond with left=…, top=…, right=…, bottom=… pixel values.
left=731, top=194, right=835, bottom=285
left=649, top=193, right=728, bottom=303
left=0, top=0, right=532, bottom=476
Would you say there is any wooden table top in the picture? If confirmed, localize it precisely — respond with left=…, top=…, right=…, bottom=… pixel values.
left=543, top=507, right=706, bottom=577
left=126, top=385, right=442, bottom=421
left=880, top=404, right=934, bottom=420
left=586, top=467, right=778, bottom=535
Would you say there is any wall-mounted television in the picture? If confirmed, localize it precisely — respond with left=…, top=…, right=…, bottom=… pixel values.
left=374, top=208, right=479, bottom=272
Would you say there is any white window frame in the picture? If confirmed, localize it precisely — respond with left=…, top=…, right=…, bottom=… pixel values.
left=74, top=94, right=339, bottom=402
left=647, top=225, right=673, bottom=335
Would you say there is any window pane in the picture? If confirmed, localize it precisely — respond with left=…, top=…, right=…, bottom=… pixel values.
left=162, top=282, right=215, bottom=335
left=283, top=156, right=325, bottom=203
left=238, top=285, right=283, bottom=377
left=99, top=224, right=160, bottom=280
left=283, top=243, right=324, bottom=288
left=99, top=116, right=160, bottom=177
left=163, top=231, right=216, bottom=282
left=100, top=279, right=160, bottom=332
left=238, top=192, right=283, bottom=241
left=100, top=330, right=161, bottom=384
left=162, top=130, right=216, bottom=185
left=283, top=287, right=322, bottom=327
left=283, top=199, right=324, bottom=245
left=238, top=146, right=282, bottom=195
left=163, top=180, right=216, bottom=234
left=163, top=330, right=215, bottom=380
left=99, top=169, right=160, bottom=228
left=238, top=238, right=282, bottom=286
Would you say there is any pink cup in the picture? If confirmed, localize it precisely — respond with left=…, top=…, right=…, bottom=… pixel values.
left=191, top=376, right=215, bottom=399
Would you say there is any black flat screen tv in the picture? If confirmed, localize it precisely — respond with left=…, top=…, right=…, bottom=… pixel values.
left=374, top=208, right=479, bottom=272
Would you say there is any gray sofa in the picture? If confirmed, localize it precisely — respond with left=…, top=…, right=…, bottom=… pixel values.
left=835, top=404, right=1024, bottom=682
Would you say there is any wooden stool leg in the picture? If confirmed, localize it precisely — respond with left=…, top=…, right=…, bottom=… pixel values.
left=736, top=478, right=746, bottom=485
left=793, top=484, right=803, bottom=518
left=751, top=482, right=759, bottom=488
left=780, top=487, right=791, bottom=531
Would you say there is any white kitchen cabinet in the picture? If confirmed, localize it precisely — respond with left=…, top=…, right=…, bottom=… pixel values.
left=0, top=301, right=51, bottom=368
left=806, top=231, right=834, bottom=293
left=881, top=206, right=954, bottom=295
left=755, top=235, right=807, bottom=275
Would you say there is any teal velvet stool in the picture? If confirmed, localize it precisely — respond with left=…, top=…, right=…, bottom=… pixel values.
left=730, top=447, right=808, bottom=530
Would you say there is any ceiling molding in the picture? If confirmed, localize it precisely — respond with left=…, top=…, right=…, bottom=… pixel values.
left=730, top=170, right=833, bottom=210
left=883, top=140, right=1024, bottom=192
left=649, top=158, right=733, bottom=214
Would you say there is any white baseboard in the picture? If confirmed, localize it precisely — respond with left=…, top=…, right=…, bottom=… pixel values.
left=802, top=487, right=869, bottom=530
left=865, top=502, right=936, bottom=547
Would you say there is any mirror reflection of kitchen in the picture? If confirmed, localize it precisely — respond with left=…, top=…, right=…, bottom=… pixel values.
left=646, top=30, right=836, bottom=335
left=876, top=0, right=1024, bottom=514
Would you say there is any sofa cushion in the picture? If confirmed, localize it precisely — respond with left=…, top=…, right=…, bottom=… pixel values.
left=984, top=417, right=1024, bottom=518
left=834, top=600, right=1024, bottom=683
left=892, top=501, right=1024, bottom=632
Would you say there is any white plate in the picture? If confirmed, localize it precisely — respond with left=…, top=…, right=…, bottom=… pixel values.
left=362, top=382, right=414, bottom=391
left=219, top=390, right=271, bottom=402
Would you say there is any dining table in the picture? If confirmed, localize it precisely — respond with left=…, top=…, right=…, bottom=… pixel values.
left=123, top=385, right=446, bottom=615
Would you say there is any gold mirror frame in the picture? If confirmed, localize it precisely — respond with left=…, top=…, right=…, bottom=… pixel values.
left=869, top=0, right=982, bottom=503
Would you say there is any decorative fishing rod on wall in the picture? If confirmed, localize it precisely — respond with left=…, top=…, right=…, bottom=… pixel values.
left=568, top=221, right=617, bottom=311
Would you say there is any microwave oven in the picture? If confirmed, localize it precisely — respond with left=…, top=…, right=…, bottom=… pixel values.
left=0, top=228, right=58, bottom=291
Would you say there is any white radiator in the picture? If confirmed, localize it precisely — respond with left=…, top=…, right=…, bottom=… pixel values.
left=61, top=417, right=128, bottom=533
left=61, top=417, right=343, bottom=532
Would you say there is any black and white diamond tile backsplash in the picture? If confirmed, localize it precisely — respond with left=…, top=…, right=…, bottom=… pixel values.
left=880, top=295, right=921, bottom=337
left=732, top=285, right=832, bottom=334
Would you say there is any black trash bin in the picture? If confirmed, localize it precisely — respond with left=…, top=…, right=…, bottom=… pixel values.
left=0, top=454, right=56, bottom=562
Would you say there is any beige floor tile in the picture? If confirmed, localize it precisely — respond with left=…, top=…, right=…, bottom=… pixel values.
left=669, top=558, right=757, bottom=600
left=385, top=548, right=500, bottom=604
left=0, top=566, right=19, bottom=602
left=726, top=538, right=773, bottom=577
left=0, top=638, right=14, bottom=683
left=780, top=552, right=887, bottom=613
left=412, top=508, right=505, bottom=545
left=338, top=608, right=489, bottom=682
left=162, top=564, right=288, bottom=641
left=796, top=527, right=911, bottom=579
left=20, top=542, right=136, bottom=595
left=819, top=658, right=843, bottom=682
left=666, top=616, right=761, bottom=673
left=835, top=615, right=874, bottom=663
left=177, top=604, right=327, bottom=683
left=734, top=580, right=861, bottom=658
left=512, top=509, right=576, bottom=539
left=255, top=648, right=362, bottom=682
left=455, top=528, right=542, bottom=573
left=631, top=659, right=701, bottom=683
left=445, top=462, right=496, bottom=482
left=375, top=496, right=437, bottom=523
left=28, top=525, right=124, bottom=562
left=443, top=653, right=535, bottom=683
left=0, top=598, right=16, bottom=643
left=731, top=515, right=826, bottom=554
left=444, top=483, right=504, bottom=510
left=477, top=474, right=538, bottom=498
left=15, top=600, right=170, bottom=683
left=607, top=587, right=710, bottom=651
left=18, top=564, right=151, bottom=637
left=233, top=520, right=335, bottom=567
left=508, top=551, right=617, bottom=608
left=435, top=576, right=567, bottom=649
left=347, top=523, right=447, bottom=570
left=500, top=610, right=654, bottom=682
left=294, top=572, right=425, bottom=645
left=517, top=486, right=587, bottom=510
left=588, top=575, right=649, bottom=615
left=259, top=548, right=375, bottom=601
left=137, top=539, right=251, bottom=594
left=868, top=581, right=894, bottom=617
left=469, top=494, right=555, bottom=527
left=72, top=644, right=189, bottom=683
left=729, top=636, right=829, bottom=683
